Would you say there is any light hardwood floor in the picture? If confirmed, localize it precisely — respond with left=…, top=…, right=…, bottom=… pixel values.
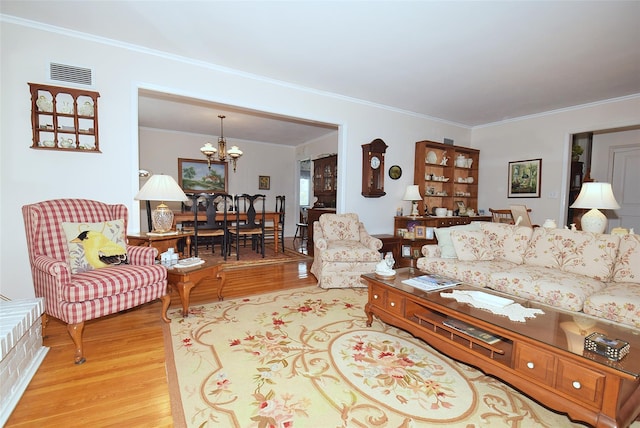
left=6, top=240, right=314, bottom=427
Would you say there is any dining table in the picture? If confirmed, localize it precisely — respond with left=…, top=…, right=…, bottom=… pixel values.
left=173, top=211, right=283, bottom=253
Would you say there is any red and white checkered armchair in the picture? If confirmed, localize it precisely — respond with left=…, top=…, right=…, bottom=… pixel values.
left=22, top=199, right=169, bottom=364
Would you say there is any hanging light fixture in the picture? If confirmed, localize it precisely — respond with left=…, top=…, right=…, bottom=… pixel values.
left=200, top=115, right=243, bottom=172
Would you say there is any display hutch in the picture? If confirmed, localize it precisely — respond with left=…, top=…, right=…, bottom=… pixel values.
left=29, top=82, right=100, bottom=152
left=414, top=140, right=481, bottom=216
left=312, top=154, right=337, bottom=208
left=308, top=154, right=338, bottom=256
left=388, top=140, right=490, bottom=268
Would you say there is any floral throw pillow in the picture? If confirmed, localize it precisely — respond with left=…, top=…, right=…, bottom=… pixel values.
left=612, top=233, right=640, bottom=283
left=434, top=223, right=481, bottom=259
left=62, top=219, right=128, bottom=274
left=450, top=230, right=494, bottom=261
left=479, top=222, right=533, bottom=264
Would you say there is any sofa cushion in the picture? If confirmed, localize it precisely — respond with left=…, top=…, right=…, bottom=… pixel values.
left=63, top=263, right=168, bottom=303
left=417, top=258, right=516, bottom=289
left=319, top=213, right=360, bottom=241
left=479, top=222, right=533, bottom=264
left=489, top=265, right=607, bottom=312
left=450, top=230, right=494, bottom=261
left=612, top=233, right=640, bottom=284
left=434, top=222, right=481, bottom=259
left=583, top=282, right=640, bottom=329
left=62, top=220, right=128, bottom=274
left=319, top=240, right=381, bottom=262
left=523, top=228, right=620, bottom=281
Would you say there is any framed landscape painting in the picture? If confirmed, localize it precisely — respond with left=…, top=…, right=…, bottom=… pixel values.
left=508, top=158, right=541, bottom=198
left=178, top=158, right=228, bottom=193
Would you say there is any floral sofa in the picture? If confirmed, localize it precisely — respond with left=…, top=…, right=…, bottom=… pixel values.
left=310, top=213, right=382, bottom=288
left=416, top=221, right=640, bottom=329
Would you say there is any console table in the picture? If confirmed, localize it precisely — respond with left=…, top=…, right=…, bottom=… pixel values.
left=362, top=268, right=640, bottom=428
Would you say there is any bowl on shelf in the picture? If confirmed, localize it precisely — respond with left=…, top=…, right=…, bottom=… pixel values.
left=435, top=207, right=448, bottom=217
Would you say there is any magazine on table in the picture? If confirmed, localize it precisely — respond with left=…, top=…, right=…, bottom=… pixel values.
left=402, top=273, right=460, bottom=292
left=442, top=318, right=502, bottom=345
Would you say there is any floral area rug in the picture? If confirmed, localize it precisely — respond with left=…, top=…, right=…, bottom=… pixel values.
left=163, top=286, right=583, bottom=427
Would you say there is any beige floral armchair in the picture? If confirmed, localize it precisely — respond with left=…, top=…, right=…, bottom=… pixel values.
left=310, top=213, right=382, bottom=288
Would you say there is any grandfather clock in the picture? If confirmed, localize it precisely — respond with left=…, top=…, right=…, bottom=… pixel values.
left=361, top=138, right=388, bottom=198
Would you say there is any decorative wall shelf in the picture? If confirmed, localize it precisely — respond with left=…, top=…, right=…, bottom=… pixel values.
left=29, top=83, right=100, bottom=152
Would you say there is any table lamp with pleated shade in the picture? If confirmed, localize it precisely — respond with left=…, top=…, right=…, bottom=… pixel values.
left=134, top=174, right=188, bottom=233
left=569, top=182, right=620, bottom=234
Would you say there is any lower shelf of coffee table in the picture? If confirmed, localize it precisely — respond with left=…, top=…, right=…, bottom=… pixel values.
left=364, top=278, right=640, bottom=428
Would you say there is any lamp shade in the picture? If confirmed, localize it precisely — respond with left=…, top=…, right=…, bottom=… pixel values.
left=134, top=174, right=188, bottom=202
left=403, top=185, right=422, bottom=201
left=570, top=182, right=620, bottom=210
left=570, top=182, right=620, bottom=234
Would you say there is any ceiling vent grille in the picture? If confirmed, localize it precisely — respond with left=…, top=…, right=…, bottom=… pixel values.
left=49, top=62, right=93, bottom=86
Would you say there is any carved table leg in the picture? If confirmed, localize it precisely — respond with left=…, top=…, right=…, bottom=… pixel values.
left=67, top=321, right=86, bottom=365
left=160, top=294, right=171, bottom=323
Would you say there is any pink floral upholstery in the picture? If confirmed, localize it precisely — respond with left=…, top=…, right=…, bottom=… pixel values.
left=417, top=223, right=640, bottom=329
left=479, top=222, right=533, bottom=264
left=523, top=228, right=619, bottom=281
left=22, top=199, right=168, bottom=363
left=450, top=230, right=494, bottom=261
left=310, top=213, right=382, bottom=288
left=490, top=265, right=607, bottom=312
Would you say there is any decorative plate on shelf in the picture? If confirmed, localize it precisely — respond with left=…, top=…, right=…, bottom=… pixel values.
left=426, top=151, right=437, bottom=164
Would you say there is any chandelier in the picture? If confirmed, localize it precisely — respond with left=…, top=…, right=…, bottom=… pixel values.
left=200, top=115, right=243, bottom=172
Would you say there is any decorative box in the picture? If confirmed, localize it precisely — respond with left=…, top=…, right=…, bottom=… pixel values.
left=584, top=332, right=630, bottom=361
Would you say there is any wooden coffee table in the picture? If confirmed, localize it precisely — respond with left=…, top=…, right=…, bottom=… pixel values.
left=162, top=261, right=225, bottom=318
left=362, top=268, right=640, bottom=428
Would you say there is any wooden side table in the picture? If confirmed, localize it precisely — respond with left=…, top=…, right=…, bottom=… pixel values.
left=372, top=234, right=402, bottom=264
left=163, top=261, right=224, bottom=318
left=127, top=231, right=193, bottom=259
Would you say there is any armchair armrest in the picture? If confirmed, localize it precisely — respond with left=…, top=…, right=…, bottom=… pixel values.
left=358, top=223, right=382, bottom=251
left=32, top=254, right=72, bottom=280
left=313, top=222, right=328, bottom=250
left=126, top=245, right=158, bottom=265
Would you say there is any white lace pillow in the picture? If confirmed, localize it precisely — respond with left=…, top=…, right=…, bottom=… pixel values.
left=450, top=230, right=494, bottom=261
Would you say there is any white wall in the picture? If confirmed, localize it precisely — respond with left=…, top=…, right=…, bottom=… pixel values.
left=139, top=127, right=298, bottom=236
left=1, top=20, right=467, bottom=299
left=472, top=98, right=640, bottom=227
left=3, top=20, right=638, bottom=300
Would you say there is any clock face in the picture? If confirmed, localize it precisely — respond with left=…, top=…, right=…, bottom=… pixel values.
left=370, top=156, right=381, bottom=169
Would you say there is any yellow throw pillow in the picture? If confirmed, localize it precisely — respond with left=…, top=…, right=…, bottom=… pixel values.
left=62, top=219, right=128, bottom=274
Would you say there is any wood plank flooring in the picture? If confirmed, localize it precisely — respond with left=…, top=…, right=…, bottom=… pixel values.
left=5, top=247, right=314, bottom=427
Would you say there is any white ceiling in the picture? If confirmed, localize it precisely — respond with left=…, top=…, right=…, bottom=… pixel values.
left=3, top=1, right=639, bottom=145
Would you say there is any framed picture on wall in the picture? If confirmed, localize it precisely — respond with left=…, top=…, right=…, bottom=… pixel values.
left=259, top=175, right=270, bottom=190
left=508, top=158, right=541, bottom=198
left=178, top=158, right=228, bottom=193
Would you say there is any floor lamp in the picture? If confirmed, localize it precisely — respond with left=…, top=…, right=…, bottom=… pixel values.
left=569, top=182, right=620, bottom=234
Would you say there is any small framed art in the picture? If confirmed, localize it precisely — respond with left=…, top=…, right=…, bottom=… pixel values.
left=508, top=158, right=541, bottom=198
left=414, top=226, right=426, bottom=239
left=259, top=175, right=270, bottom=190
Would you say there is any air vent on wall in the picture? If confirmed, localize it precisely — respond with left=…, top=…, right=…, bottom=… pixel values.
left=49, top=62, right=93, bottom=86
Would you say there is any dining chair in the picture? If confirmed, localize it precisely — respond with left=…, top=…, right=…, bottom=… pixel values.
left=293, top=207, right=309, bottom=250
left=263, top=195, right=285, bottom=252
left=190, top=193, right=232, bottom=258
left=228, top=194, right=266, bottom=259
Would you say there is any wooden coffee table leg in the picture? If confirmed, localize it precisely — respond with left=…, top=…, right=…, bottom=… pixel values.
left=175, top=279, right=196, bottom=317
left=160, top=294, right=171, bottom=323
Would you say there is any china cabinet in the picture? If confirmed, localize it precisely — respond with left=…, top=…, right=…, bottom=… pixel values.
left=29, top=83, right=100, bottom=152
left=414, top=140, right=480, bottom=215
left=312, top=154, right=337, bottom=208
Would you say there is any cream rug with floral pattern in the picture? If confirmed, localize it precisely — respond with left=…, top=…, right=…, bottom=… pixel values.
left=163, top=286, right=584, bottom=427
